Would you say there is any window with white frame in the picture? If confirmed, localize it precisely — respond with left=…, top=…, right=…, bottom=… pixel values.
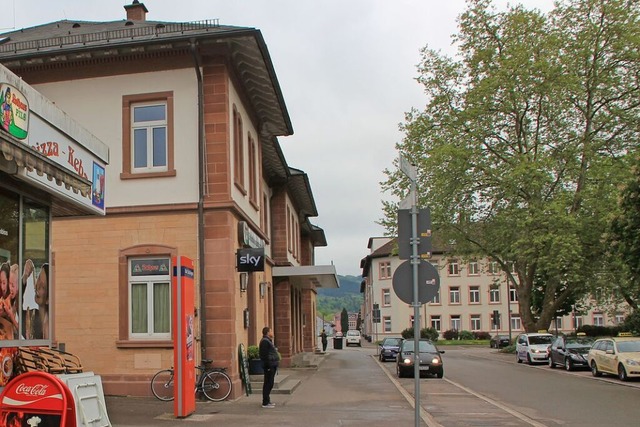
left=128, top=258, right=171, bottom=339
left=450, top=315, right=461, bottom=331
left=509, top=286, right=518, bottom=302
left=448, top=259, right=460, bottom=276
left=383, top=316, right=392, bottom=332
left=382, top=289, right=391, bottom=306
left=468, top=260, right=479, bottom=275
left=575, top=316, right=584, bottom=329
left=553, top=317, right=563, bottom=329
left=487, top=260, right=500, bottom=275
left=593, top=313, right=604, bottom=326
left=615, top=314, right=625, bottom=324
left=430, top=289, right=441, bottom=305
left=122, top=92, right=175, bottom=179
left=431, top=315, right=441, bottom=331
left=379, top=261, right=392, bottom=279
left=131, top=103, right=168, bottom=173
left=511, top=315, right=522, bottom=330
left=449, top=286, right=460, bottom=304
left=470, top=315, right=481, bottom=331
left=489, top=286, right=500, bottom=303
left=469, top=286, right=480, bottom=304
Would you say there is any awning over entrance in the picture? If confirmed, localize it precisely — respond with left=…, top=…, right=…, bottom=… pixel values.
left=272, top=265, right=340, bottom=289
left=0, top=137, right=91, bottom=196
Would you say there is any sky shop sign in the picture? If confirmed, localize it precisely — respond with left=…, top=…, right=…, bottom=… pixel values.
left=236, top=248, right=265, bottom=272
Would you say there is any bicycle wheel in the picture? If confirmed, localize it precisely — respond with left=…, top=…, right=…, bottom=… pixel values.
left=151, top=369, right=175, bottom=401
left=201, top=370, right=232, bottom=402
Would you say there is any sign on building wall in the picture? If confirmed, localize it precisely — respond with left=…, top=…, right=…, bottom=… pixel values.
left=21, top=114, right=106, bottom=214
left=236, top=248, right=265, bottom=272
left=0, top=83, right=29, bottom=139
left=0, top=64, right=108, bottom=215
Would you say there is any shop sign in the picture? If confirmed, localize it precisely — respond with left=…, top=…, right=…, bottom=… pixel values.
left=238, top=221, right=264, bottom=248
left=236, top=248, right=265, bottom=272
left=0, top=83, right=29, bottom=140
left=20, top=114, right=107, bottom=214
left=131, top=258, right=171, bottom=276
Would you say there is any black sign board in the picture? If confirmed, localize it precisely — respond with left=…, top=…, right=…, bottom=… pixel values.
left=398, top=208, right=433, bottom=260
left=236, top=248, right=265, bottom=272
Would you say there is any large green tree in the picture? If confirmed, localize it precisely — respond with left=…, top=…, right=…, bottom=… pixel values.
left=382, top=0, right=640, bottom=332
left=608, top=154, right=640, bottom=311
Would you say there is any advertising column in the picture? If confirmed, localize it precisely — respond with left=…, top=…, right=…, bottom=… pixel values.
left=172, top=256, right=195, bottom=418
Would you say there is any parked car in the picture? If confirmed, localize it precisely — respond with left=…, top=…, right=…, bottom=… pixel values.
left=587, top=335, right=640, bottom=381
left=548, top=334, right=594, bottom=371
left=378, top=337, right=402, bottom=362
left=396, top=339, right=444, bottom=378
left=515, top=332, right=554, bottom=364
left=345, top=330, right=362, bottom=346
left=489, top=334, right=511, bottom=349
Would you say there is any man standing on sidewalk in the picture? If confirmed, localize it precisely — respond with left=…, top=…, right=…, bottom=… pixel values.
left=259, top=326, right=279, bottom=408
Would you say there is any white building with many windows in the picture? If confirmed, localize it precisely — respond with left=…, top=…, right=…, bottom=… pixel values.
left=360, top=237, right=626, bottom=342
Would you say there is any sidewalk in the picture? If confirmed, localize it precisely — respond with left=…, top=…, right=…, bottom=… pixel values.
left=104, top=343, right=538, bottom=427
left=106, top=343, right=418, bottom=426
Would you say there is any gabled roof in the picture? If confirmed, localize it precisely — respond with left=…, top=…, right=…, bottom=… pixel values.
left=0, top=18, right=292, bottom=137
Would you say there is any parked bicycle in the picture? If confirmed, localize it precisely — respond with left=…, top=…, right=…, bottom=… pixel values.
left=151, top=359, right=232, bottom=402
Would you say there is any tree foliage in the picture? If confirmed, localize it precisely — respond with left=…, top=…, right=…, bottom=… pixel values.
left=382, top=0, right=640, bottom=331
left=607, top=154, right=640, bottom=311
left=340, top=308, right=349, bottom=333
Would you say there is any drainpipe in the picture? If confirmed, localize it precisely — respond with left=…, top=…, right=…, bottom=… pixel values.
left=190, top=39, right=207, bottom=355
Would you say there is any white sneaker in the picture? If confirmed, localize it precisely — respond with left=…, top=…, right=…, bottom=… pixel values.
left=261, top=403, right=275, bottom=408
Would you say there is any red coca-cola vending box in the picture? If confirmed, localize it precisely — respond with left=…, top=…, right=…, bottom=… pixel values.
left=0, top=371, right=77, bottom=427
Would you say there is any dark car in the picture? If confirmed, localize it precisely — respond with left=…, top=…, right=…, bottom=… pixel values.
left=490, top=334, right=511, bottom=349
left=378, top=337, right=402, bottom=362
left=396, top=339, right=444, bottom=378
left=548, top=334, right=594, bottom=371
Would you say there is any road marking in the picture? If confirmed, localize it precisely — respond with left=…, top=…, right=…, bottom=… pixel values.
left=373, top=356, right=443, bottom=427
left=444, top=378, right=548, bottom=427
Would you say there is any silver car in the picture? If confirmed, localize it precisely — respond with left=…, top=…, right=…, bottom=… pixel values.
left=516, top=332, right=554, bottom=364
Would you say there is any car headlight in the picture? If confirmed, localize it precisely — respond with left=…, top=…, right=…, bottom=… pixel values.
left=532, top=349, right=541, bottom=353
left=431, top=357, right=441, bottom=365
left=624, top=359, right=640, bottom=366
left=403, top=357, right=412, bottom=364
left=570, top=353, right=584, bottom=361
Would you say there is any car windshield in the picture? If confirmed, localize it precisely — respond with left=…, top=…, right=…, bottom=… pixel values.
left=402, top=341, right=437, bottom=353
left=383, top=338, right=402, bottom=346
left=617, top=340, right=640, bottom=353
left=529, top=335, right=554, bottom=345
left=347, top=331, right=359, bottom=336
left=566, top=338, right=593, bottom=348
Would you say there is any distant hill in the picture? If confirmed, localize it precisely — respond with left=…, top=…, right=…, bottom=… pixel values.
left=317, top=275, right=363, bottom=314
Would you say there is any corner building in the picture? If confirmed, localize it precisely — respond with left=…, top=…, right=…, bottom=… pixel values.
left=0, top=2, right=337, bottom=397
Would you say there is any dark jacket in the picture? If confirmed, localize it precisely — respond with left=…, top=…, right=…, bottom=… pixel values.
left=259, top=335, right=279, bottom=369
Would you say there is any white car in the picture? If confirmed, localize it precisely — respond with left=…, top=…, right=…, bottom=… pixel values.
left=345, top=330, right=362, bottom=347
left=516, top=332, right=554, bottom=364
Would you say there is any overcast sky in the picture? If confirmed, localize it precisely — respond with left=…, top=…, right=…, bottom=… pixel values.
left=4, top=0, right=554, bottom=277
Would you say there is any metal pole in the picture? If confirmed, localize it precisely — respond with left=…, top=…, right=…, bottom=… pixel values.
left=410, top=179, right=421, bottom=427
left=507, top=282, right=512, bottom=343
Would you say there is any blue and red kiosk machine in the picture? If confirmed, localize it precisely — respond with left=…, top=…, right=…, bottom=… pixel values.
left=0, top=371, right=77, bottom=426
left=172, top=256, right=196, bottom=418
